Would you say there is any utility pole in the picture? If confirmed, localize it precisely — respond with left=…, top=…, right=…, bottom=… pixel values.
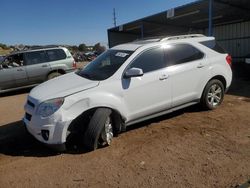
left=113, top=8, right=117, bottom=27
left=208, top=0, right=213, bottom=36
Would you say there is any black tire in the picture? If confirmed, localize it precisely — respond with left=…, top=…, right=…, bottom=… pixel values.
left=48, top=72, right=62, bottom=80
left=83, top=108, right=112, bottom=151
left=200, top=79, right=225, bottom=110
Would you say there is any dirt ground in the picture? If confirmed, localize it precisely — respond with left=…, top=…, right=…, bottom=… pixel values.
left=0, top=64, right=250, bottom=188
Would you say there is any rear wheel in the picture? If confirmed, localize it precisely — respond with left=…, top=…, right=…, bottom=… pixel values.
left=48, top=72, right=62, bottom=80
left=83, top=108, right=113, bottom=151
left=201, top=79, right=224, bottom=110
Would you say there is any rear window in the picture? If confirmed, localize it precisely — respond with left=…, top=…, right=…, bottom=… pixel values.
left=200, top=40, right=226, bottom=54
left=46, top=49, right=66, bottom=61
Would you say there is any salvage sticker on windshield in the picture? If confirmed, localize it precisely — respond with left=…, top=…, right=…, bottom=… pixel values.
left=115, top=52, right=129, bottom=58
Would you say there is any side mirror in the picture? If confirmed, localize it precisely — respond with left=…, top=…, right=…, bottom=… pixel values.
left=124, top=67, right=143, bottom=78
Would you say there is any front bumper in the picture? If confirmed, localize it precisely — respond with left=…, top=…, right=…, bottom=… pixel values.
left=23, top=117, right=71, bottom=145
left=23, top=122, right=66, bottom=151
left=23, top=96, right=74, bottom=146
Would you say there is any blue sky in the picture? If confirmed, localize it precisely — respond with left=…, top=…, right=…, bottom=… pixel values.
left=0, top=0, right=196, bottom=46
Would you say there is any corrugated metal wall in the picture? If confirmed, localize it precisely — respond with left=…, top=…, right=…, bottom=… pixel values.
left=108, top=32, right=139, bottom=48
left=109, top=21, right=250, bottom=63
left=208, top=21, right=250, bottom=62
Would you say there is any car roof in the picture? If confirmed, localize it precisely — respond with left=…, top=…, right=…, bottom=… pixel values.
left=111, top=34, right=215, bottom=51
left=8, top=46, right=66, bottom=55
left=111, top=43, right=143, bottom=51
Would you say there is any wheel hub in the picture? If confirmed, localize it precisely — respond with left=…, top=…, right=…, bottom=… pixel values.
left=101, top=116, right=113, bottom=145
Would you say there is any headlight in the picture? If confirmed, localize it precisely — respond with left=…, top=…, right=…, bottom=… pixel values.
left=37, top=98, right=64, bottom=118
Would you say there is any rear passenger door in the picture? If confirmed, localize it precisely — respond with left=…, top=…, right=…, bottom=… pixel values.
left=24, top=50, right=51, bottom=84
left=164, top=43, right=208, bottom=107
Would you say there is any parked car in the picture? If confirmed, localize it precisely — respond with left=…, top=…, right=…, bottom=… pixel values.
left=0, top=55, right=5, bottom=63
left=73, top=52, right=87, bottom=62
left=0, top=46, right=76, bottom=93
left=84, top=52, right=97, bottom=61
left=23, top=34, right=232, bottom=151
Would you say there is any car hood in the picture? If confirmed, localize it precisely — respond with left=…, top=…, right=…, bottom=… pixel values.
left=30, top=72, right=99, bottom=102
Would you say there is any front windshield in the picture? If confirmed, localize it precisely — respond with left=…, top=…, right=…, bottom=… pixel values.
left=76, top=49, right=133, bottom=81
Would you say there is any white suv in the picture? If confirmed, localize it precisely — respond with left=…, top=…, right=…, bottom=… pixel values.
left=23, top=34, right=232, bottom=151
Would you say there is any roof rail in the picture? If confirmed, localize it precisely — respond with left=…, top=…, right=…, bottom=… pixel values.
left=9, top=45, right=62, bottom=54
left=133, top=37, right=162, bottom=43
left=28, top=45, right=61, bottom=50
left=160, top=34, right=205, bottom=41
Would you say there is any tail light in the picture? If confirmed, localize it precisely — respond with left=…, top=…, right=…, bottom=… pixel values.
left=72, top=60, right=77, bottom=69
left=226, top=55, right=232, bottom=67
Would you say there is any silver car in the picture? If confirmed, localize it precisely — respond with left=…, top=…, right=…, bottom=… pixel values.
left=0, top=46, right=76, bottom=93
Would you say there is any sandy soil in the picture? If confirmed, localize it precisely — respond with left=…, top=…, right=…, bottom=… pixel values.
left=0, top=67, right=249, bottom=188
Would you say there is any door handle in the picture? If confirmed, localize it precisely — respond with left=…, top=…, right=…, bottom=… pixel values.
left=42, top=64, right=48, bottom=67
left=16, top=68, right=24, bottom=71
left=159, top=74, right=169, bottom=80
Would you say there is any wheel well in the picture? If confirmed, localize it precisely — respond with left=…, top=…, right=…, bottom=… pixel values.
left=67, top=107, right=123, bottom=137
left=48, top=69, right=66, bottom=76
left=200, top=75, right=227, bottom=100
left=209, top=75, right=226, bottom=90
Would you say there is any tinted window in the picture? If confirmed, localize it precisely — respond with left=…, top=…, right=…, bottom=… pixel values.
left=129, top=47, right=165, bottom=73
left=165, top=44, right=204, bottom=65
left=25, top=51, right=47, bottom=65
left=200, top=40, right=226, bottom=54
left=46, top=49, right=66, bottom=61
left=77, top=50, right=133, bottom=81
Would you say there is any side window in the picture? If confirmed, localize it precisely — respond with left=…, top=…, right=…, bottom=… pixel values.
left=46, top=49, right=66, bottom=61
left=2, top=53, right=24, bottom=68
left=129, top=47, right=165, bottom=73
left=165, top=44, right=204, bottom=66
left=25, top=51, right=47, bottom=65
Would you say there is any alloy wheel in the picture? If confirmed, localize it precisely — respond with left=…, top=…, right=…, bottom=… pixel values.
left=207, top=84, right=222, bottom=107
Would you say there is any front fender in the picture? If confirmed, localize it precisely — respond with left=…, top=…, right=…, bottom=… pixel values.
left=59, top=91, right=126, bottom=142
left=62, top=91, right=127, bottom=122
left=87, top=92, right=127, bottom=120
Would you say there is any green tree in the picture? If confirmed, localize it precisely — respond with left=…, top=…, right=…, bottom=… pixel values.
left=70, top=45, right=78, bottom=52
left=0, top=43, right=8, bottom=50
left=93, top=43, right=106, bottom=54
left=78, top=43, right=87, bottom=52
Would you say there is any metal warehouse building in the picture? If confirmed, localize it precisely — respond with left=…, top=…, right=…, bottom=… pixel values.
left=107, top=0, right=250, bottom=62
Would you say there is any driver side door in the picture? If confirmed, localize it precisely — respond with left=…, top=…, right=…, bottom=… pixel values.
left=122, top=47, right=172, bottom=122
left=0, top=53, right=28, bottom=91
left=0, top=68, right=16, bottom=90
